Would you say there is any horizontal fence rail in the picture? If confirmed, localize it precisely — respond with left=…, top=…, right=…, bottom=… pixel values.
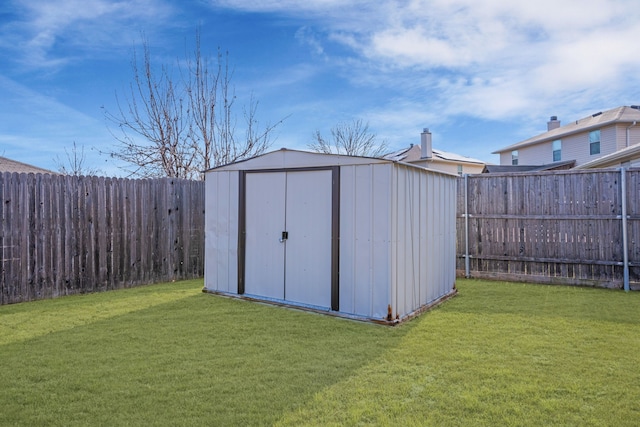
left=0, top=173, right=205, bottom=305
left=456, top=168, right=640, bottom=289
left=4, top=168, right=637, bottom=305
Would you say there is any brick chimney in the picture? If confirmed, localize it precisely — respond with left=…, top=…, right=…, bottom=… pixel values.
left=421, top=128, right=432, bottom=159
left=547, top=116, right=561, bottom=131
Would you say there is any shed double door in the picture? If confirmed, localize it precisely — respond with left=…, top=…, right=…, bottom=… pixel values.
left=244, top=170, right=333, bottom=309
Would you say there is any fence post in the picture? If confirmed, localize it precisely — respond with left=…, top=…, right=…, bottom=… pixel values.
left=621, top=167, right=630, bottom=292
left=464, top=173, right=470, bottom=278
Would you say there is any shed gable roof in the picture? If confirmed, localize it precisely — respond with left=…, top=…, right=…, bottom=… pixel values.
left=493, top=106, right=640, bottom=154
left=208, top=148, right=392, bottom=172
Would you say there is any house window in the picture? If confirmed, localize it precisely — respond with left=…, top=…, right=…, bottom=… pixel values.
left=552, top=139, right=561, bottom=162
left=589, top=130, right=601, bottom=155
left=457, top=165, right=463, bottom=176
left=511, top=150, right=518, bottom=165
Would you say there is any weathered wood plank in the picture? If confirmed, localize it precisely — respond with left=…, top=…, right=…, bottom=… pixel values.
left=456, top=168, right=640, bottom=288
left=0, top=174, right=205, bottom=305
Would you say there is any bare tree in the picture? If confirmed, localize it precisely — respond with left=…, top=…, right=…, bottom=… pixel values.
left=104, top=31, right=283, bottom=179
left=309, top=119, right=387, bottom=157
left=104, top=38, right=196, bottom=179
left=55, top=142, right=102, bottom=176
left=185, top=34, right=285, bottom=169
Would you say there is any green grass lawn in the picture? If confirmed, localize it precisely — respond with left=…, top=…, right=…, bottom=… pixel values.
left=1, top=279, right=639, bottom=426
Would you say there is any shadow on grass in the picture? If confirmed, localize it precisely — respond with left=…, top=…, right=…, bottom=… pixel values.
left=273, top=280, right=640, bottom=426
left=0, top=288, right=415, bottom=426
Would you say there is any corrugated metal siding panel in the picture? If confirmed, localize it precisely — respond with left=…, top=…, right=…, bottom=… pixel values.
left=339, top=165, right=356, bottom=314
left=390, top=165, right=457, bottom=319
left=353, top=165, right=375, bottom=315
left=418, top=171, right=429, bottom=305
left=204, top=170, right=238, bottom=293
left=371, top=164, right=393, bottom=319
left=339, top=163, right=392, bottom=320
left=425, top=173, right=440, bottom=303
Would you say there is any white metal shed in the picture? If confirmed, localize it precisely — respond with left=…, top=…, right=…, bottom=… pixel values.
left=204, top=149, right=457, bottom=323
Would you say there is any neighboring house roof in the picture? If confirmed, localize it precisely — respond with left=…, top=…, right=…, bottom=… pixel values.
left=482, top=160, right=575, bottom=173
left=385, top=144, right=485, bottom=165
left=0, top=156, right=56, bottom=174
left=574, top=143, right=640, bottom=169
left=493, top=106, right=640, bottom=154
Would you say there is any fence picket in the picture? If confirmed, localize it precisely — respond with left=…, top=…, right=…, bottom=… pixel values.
left=457, top=169, right=640, bottom=289
left=0, top=173, right=205, bottom=305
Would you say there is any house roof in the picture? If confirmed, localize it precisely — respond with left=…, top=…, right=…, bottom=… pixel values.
left=574, top=143, right=640, bottom=169
left=493, top=106, right=640, bottom=154
left=482, top=160, right=575, bottom=173
left=384, top=144, right=485, bottom=165
left=0, top=156, right=56, bottom=174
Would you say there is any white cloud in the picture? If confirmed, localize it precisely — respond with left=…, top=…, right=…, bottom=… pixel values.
left=1, top=0, right=175, bottom=69
left=295, top=26, right=325, bottom=57
left=206, top=0, right=640, bottom=122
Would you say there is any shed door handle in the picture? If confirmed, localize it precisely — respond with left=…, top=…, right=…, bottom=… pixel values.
left=279, top=231, right=288, bottom=242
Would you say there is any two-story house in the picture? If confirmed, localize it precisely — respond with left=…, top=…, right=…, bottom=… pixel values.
left=385, top=129, right=486, bottom=175
left=493, top=106, right=640, bottom=169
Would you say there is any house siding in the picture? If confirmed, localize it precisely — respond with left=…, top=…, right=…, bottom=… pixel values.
left=500, top=152, right=511, bottom=165
left=564, top=126, right=616, bottom=166
left=631, top=125, right=640, bottom=147
left=518, top=140, right=554, bottom=164
left=504, top=124, right=629, bottom=167
left=615, top=124, right=627, bottom=151
left=410, top=159, right=484, bottom=175
left=429, top=161, right=484, bottom=175
left=562, top=133, right=588, bottom=165
left=615, top=123, right=640, bottom=149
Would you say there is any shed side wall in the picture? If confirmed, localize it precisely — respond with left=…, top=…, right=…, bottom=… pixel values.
left=390, top=165, right=457, bottom=318
left=204, top=170, right=239, bottom=293
left=339, top=163, right=392, bottom=320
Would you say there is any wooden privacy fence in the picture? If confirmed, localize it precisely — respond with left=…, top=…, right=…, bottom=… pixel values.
left=0, top=173, right=205, bottom=305
left=456, top=168, right=640, bottom=290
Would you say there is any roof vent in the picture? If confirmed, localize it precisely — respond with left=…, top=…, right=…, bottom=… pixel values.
left=592, top=111, right=602, bottom=117
left=550, top=115, right=558, bottom=121
left=631, top=105, right=640, bottom=110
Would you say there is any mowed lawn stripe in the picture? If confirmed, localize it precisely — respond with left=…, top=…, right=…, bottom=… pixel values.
left=1, top=279, right=639, bottom=426
left=0, top=279, right=203, bottom=346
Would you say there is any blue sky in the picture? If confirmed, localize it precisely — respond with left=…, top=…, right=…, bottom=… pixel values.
left=1, top=0, right=640, bottom=176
